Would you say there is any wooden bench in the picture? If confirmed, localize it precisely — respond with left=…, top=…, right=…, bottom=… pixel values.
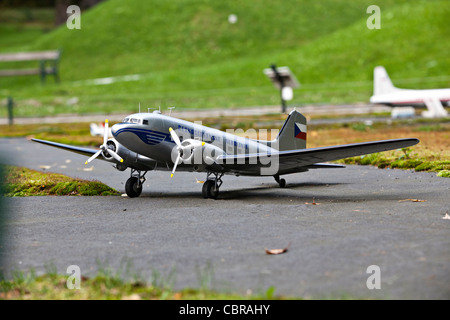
left=0, top=50, right=61, bottom=84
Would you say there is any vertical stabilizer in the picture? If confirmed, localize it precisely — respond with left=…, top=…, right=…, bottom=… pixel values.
left=374, top=66, right=396, bottom=95
left=276, top=110, right=307, bottom=151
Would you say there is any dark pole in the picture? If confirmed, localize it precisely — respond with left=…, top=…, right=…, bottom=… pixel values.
left=270, top=64, right=287, bottom=113
left=7, top=97, right=13, bottom=125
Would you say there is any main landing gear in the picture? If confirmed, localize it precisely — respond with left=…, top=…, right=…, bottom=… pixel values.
left=125, top=169, right=147, bottom=198
left=274, top=175, right=286, bottom=188
left=202, top=172, right=223, bottom=199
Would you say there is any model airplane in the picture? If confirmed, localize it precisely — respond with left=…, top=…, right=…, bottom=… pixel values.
left=32, top=110, right=419, bottom=199
left=370, top=66, right=449, bottom=118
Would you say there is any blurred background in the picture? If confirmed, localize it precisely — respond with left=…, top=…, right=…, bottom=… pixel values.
left=0, top=0, right=449, bottom=118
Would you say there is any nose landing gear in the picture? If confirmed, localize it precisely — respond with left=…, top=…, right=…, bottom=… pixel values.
left=202, top=172, right=223, bottom=199
left=125, top=169, right=147, bottom=198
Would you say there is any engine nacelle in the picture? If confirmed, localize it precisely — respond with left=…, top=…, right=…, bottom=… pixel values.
left=176, top=139, right=224, bottom=167
left=102, top=139, right=157, bottom=171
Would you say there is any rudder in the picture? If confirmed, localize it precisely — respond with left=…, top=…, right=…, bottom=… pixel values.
left=276, top=110, right=307, bottom=151
left=374, top=66, right=396, bottom=95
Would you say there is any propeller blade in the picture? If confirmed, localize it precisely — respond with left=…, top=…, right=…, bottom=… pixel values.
left=169, top=127, right=182, bottom=147
left=106, top=148, right=123, bottom=163
left=85, top=149, right=102, bottom=165
left=103, top=119, right=109, bottom=145
left=170, top=153, right=181, bottom=178
left=181, top=141, right=205, bottom=153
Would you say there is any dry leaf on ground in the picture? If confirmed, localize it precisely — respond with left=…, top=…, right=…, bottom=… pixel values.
left=265, top=242, right=291, bottom=255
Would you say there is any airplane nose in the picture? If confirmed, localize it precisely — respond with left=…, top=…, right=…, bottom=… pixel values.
left=111, top=123, right=121, bottom=138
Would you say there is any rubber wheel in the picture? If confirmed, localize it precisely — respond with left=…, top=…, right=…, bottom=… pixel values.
left=125, top=177, right=142, bottom=198
left=202, top=180, right=219, bottom=199
left=279, top=178, right=286, bottom=188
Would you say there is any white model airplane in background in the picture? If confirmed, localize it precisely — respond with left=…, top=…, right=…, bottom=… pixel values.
left=370, top=66, right=449, bottom=118
left=32, top=110, right=419, bottom=199
left=90, top=122, right=112, bottom=137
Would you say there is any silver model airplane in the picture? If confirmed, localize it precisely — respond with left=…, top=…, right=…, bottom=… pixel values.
left=32, top=110, right=419, bottom=199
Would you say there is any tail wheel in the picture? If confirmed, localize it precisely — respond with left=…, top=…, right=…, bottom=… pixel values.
left=202, top=180, right=219, bottom=199
left=125, top=177, right=142, bottom=198
left=274, top=175, right=286, bottom=188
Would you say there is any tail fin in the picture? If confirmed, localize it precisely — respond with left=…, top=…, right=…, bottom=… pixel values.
left=275, top=110, right=307, bottom=151
left=374, top=66, right=397, bottom=95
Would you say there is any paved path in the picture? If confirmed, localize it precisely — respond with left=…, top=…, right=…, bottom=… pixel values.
left=1, top=138, right=449, bottom=299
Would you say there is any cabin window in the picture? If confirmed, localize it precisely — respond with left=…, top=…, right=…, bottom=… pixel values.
left=122, top=118, right=145, bottom=124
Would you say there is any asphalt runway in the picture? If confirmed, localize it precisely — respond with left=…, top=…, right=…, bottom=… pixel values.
left=1, top=138, right=449, bottom=299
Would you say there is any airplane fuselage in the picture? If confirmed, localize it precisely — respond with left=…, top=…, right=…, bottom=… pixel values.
left=370, top=87, right=450, bottom=107
left=111, top=112, right=275, bottom=166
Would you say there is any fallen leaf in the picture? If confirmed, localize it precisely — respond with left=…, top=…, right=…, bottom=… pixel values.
left=195, top=177, right=205, bottom=184
left=265, top=242, right=291, bottom=255
left=305, top=197, right=320, bottom=205
left=398, top=199, right=427, bottom=202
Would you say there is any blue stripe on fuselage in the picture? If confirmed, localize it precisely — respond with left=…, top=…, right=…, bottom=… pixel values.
left=114, top=126, right=253, bottom=151
left=113, top=127, right=173, bottom=146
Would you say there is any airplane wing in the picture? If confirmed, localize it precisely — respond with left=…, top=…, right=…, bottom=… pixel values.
left=217, top=138, right=419, bottom=175
left=31, top=138, right=161, bottom=172
left=31, top=138, right=100, bottom=158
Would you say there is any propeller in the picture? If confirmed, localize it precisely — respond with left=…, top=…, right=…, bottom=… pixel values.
left=169, top=127, right=204, bottom=178
left=85, top=119, right=123, bottom=164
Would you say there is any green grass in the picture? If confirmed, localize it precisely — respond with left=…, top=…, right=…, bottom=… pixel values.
left=0, top=267, right=286, bottom=300
left=337, top=148, right=450, bottom=176
left=0, top=7, right=55, bottom=53
left=437, top=170, right=450, bottom=178
left=0, top=0, right=449, bottom=117
left=2, top=165, right=119, bottom=196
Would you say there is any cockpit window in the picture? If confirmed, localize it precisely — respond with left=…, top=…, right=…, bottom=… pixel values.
left=122, top=118, right=143, bottom=124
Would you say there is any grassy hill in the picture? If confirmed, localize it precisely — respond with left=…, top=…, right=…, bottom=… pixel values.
left=0, top=0, right=449, bottom=117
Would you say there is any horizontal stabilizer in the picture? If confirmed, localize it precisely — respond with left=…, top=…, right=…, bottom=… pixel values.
left=306, top=163, right=345, bottom=169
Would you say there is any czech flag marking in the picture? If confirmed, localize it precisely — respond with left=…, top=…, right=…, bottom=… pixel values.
left=294, top=122, right=307, bottom=140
